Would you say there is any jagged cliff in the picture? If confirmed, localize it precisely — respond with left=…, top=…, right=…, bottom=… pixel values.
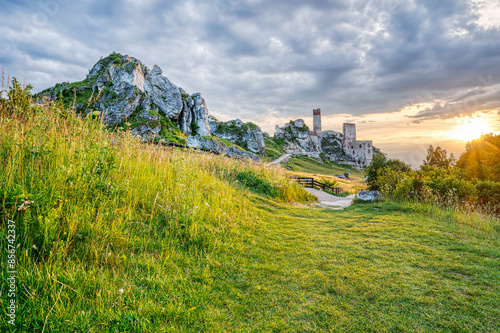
left=37, top=52, right=265, bottom=160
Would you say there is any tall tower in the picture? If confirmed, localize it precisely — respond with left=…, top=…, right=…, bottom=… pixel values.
left=342, top=123, right=356, bottom=151
left=313, top=108, right=322, bottom=133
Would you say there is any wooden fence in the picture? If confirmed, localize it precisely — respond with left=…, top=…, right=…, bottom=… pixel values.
left=292, top=177, right=343, bottom=195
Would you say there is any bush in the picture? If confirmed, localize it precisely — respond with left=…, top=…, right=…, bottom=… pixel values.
left=475, top=180, right=500, bottom=213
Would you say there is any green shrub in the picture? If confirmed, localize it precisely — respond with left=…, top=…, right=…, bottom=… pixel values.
left=236, top=170, right=278, bottom=197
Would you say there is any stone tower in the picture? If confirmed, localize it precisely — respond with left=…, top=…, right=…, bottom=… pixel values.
left=342, top=123, right=356, bottom=151
left=313, top=108, right=322, bottom=133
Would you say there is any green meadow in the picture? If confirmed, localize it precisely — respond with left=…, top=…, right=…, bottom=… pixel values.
left=1, top=82, right=499, bottom=332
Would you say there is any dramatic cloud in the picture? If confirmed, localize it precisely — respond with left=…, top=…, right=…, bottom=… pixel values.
left=1, top=0, right=499, bottom=139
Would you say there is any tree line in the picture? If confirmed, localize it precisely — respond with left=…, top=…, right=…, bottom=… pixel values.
left=366, top=133, right=500, bottom=215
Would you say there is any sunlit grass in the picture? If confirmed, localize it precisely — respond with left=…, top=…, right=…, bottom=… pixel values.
left=0, top=91, right=313, bottom=331
left=1, top=79, right=499, bottom=332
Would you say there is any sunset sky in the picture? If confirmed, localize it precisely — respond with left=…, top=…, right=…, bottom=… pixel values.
left=1, top=0, right=499, bottom=166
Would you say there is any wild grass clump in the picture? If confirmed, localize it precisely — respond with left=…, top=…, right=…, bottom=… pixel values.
left=398, top=199, right=500, bottom=236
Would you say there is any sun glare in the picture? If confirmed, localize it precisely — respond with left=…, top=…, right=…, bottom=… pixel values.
left=450, top=117, right=493, bottom=142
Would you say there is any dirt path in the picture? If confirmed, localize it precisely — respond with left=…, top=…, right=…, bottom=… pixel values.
left=266, top=153, right=291, bottom=166
left=304, top=188, right=355, bottom=209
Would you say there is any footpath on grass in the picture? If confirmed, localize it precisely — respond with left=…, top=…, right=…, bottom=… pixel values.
left=305, top=188, right=355, bottom=209
left=266, top=153, right=291, bottom=166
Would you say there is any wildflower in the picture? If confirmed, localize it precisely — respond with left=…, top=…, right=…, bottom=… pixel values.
left=18, top=198, right=34, bottom=211
left=118, top=288, right=124, bottom=294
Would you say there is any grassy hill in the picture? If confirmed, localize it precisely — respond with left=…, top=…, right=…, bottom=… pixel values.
left=264, top=137, right=368, bottom=193
left=1, top=82, right=499, bottom=332
left=283, top=156, right=367, bottom=193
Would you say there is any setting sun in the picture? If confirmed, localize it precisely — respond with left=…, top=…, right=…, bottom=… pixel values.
left=450, top=117, right=493, bottom=142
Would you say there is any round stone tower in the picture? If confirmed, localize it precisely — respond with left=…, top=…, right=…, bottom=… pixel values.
left=313, top=108, right=322, bottom=133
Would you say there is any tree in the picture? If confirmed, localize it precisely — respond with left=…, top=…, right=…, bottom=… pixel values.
left=366, top=153, right=412, bottom=190
left=423, top=145, right=454, bottom=169
left=456, top=133, right=500, bottom=182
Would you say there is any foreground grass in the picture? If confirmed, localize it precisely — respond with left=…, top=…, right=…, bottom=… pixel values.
left=1, top=94, right=499, bottom=332
left=0, top=99, right=312, bottom=331
left=207, top=198, right=500, bottom=332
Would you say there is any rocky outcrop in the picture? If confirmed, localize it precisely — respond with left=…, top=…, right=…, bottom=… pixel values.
left=190, top=93, right=210, bottom=137
left=357, top=191, right=382, bottom=202
left=186, top=135, right=226, bottom=155
left=225, top=146, right=260, bottom=162
left=37, top=52, right=211, bottom=143
left=274, top=119, right=321, bottom=154
left=275, top=119, right=310, bottom=140
left=209, top=118, right=266, bottom=155
left=319, top=131, right=350, bottom=162
left=36, top=52, right=267, bottom=159
left=186, top=135, right=260, bottom=161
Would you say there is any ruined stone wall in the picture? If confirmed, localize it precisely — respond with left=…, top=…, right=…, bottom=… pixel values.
left=342, top=123, right=356, bottom=151
left=346, top=140, right=373, bottom=167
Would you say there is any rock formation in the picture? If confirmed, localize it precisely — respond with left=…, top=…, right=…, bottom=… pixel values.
left=274, top=119, right=322, bottom=158
left=187, top=135, right=260, bottom=161
left=208, top=117, right=266, bottom=155
left=37, top=52, right=260, bottom=161
left=357, top=191, right=382, bottom=202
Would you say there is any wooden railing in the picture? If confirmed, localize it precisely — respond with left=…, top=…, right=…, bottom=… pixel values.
left=292, top=177, right=343, bottom=195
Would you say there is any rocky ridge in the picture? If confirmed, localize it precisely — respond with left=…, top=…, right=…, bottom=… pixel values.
left=37, top=52, right=264, bottom=160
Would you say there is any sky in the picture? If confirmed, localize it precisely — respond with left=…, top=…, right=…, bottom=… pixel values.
left=1, top=0, right=500, bottom=166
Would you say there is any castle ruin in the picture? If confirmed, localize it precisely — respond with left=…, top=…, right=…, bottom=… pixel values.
left=342, top=123, right=373, bottom=167
left=274, top=109, right=375, bottom=168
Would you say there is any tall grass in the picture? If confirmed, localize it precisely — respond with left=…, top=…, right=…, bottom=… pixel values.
left=396, top=199, right=500, bottom=237
left=0, top=77, right=314, bottom=331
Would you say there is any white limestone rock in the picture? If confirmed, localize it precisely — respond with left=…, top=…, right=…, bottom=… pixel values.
left=294, top=119, right=305, bottom=128
left=275, top=121, right=310, bottom=140
left=357, top=191, right=382, bottom=202
left=144, top=72, right=183, bottom=120
left=225, top=146, right=260, bottom=161
left=186, top=135, right=261, bottom=161
left=186, top=135, right=226, bottom=155
left=190, top=93, right=211, bottom=136
left=211, top=118, right=266, bottom=155
left=151, top=64, right=162, bottom=76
